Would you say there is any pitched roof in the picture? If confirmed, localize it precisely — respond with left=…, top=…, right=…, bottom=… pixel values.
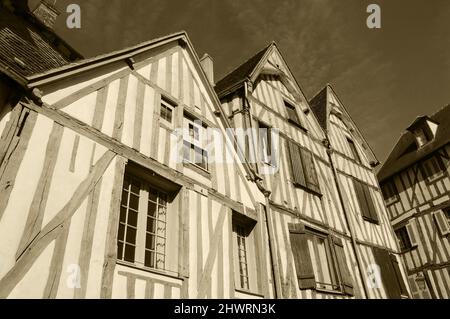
left=377, top=104, right=450, bottom=182
left=309, top=86, right=329, bottom=131
left=214, top=44, right=272, bottom=97
left=0, top=6, right=81, bottom=83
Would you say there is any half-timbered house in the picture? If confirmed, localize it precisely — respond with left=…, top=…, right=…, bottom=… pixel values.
left=377, top=105, right=450, bottom=299
left=215, top=46, right=409, bottom=299
left=0, top=0, right=410, bottom=299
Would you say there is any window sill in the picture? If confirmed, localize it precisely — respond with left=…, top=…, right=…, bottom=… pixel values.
left=314, top=287, right=346, bottom=296
left=288, top=119, right=308, bottom=133
left=116, top=260, right=182, bottom=281
left=183, top=161, right=211, bottom=178
left=362, top=216, right=380, bottom=225
left=400, top=246, right=417, bottom=254
left=234, top=288, right=264, bottom=298
left=292, top=182, right=322, bottom=197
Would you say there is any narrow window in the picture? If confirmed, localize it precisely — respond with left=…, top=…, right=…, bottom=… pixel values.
left=353, top=179, right=379, bottom=224
left=234, top=223, right=250, bottom=290
left=307, top=233, right=339, bottom=291
left=347, top=138, right=361, bottom=164
left=381, top=180, right=399, bottom=205
left=285, top=101, right=302, bottom=127
left=259, top=122, right=272, bottom=164
left=160, top=97, right=175, bottom=124
left=183, top=115, right=208, bottom=170
left=395, top=226, right=412, bottom=251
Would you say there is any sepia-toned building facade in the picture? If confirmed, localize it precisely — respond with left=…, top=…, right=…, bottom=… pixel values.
left=377, top=105, right=450, bottom=299
left=0, top=0, right=410, bottom=299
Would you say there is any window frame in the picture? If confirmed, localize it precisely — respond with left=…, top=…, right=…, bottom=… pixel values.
left=160, top=96, right=176, bottom=127
left=258, top=121, right=272, bottom=165
left=381, top=179, right=400, bottom=206
left=286, top=139, right=321, bottom=195
left=284, top=100, right=304, bottom=129
left=420, top=154, right=446, bottom=184
left=116, top=165, right=181, bottom=277
left=394, top=226, right=413, bottom=252
left=353, top=178, right=379, bottom=224
left=231, top=212, right=259, bottom=293
left=183, top=114, right=209, bottom=172
left=305, top=228, right=341, bottom=292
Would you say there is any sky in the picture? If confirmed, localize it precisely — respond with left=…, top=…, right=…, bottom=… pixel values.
left=29, top=0, right=450, bottom=163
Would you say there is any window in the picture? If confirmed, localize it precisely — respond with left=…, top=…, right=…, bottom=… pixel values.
left=433, top=208, right=450, bottom=236
left=421, top=155, right=446, bottom=182
left=117, top=171, right=176, bottom=272
left=160, top=97, right=175, bottom=124
left=372, top=247, right=408, bottom=298
left=183, top=115, right=208, bottom=170
left=395, top=226, right=412, bottom=251
left=259, top=122, right=272, bottom=164
left=289, top=223, right=354, bottom=295
left=307, top=232, right=339, bottom=291
left=381, top=180, right=399, bottom=205
left=353, top=179, right=379, bottom=224
left=285, top=101, right=302, bottom=128
left=234, top=223, right=250, bottom=290
left=287, top=140, right=320, bottom=194
left=414, top=128, right=430, bottom=148
left=232, top=212, right=258, bottom=292
left=347, top=138, right=361, bottom=164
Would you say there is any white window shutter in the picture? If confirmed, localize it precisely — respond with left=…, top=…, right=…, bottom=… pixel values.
left=433, top=211, right=450, bottom=236
left=406, top=220, right=419, bottom=247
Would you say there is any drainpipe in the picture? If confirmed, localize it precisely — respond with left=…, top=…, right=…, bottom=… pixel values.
left=244, top=81, right=282, bottom=299
left=324, top=138, right=370, bottom=298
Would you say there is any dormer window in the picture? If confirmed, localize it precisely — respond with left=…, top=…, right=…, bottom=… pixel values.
left=406, top=116, right=439, bottom=149
left=414, top=128, right=431, bottom=148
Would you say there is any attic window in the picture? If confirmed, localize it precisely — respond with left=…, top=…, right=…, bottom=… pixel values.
left=407, top=117, right=438, bottom=149
left=414, top=128, right=431, bottom=148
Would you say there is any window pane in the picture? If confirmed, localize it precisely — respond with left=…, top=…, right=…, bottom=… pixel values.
left=148, top=187, right=157, bottom=202
left=147, top=217, right=156, bottom=233
left=124, top=244, right=135, bottom=262
left=127, top=210, right=138, bottom=227
left=148, top=202, right=156, bottom=217
left=126, top=226, right=137, bottom=244
left=145, top=250, right=155, bottom=268
left=146, top=233, right=155, bottom=250
left=130, top=179, right=141, bottom=195
left=129, top=193, right=139, bottom=210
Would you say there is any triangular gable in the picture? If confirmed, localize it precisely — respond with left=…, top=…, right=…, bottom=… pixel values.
left=33, top=32, right=264, bottom=207
left=323, top=85, right=379, bottom=166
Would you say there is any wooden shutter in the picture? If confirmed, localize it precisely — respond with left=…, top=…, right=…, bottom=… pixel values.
left=331, top=236, right=354, bottom=296
left=362, top=185, right=379, bottom=223
left=353, top=179, right=371, bottom=220
left=299, top=149, right=321, bottom=194
left=433, top=211, right=450, bottom=236
left=390, top=253, right=408, bottom=297
left=289, top=223, right=315, bottom=289
left=406, top=220, right=419, bottom=247
left=287, top=140, right=306, bottom=187
left=372, top=247, right=402, bottom=298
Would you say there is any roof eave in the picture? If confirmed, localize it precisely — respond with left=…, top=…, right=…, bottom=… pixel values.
left=25, top=31, right=188, bottom=88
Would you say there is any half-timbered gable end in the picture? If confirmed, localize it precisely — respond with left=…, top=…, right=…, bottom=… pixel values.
left=216, top=46, right=409, bottom=298
left=0, top=30, right=272, bottom=299
left=377, top=104, right=450, bottom=299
